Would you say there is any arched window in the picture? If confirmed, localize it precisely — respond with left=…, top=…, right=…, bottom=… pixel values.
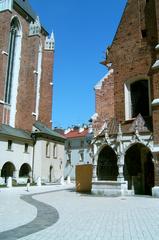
left=4, top=16, right=22, bottom=127
left=53, top=144, right=57, bottom=158
left=46, top=142, right=50, bottom=157
left=125, top=78, right=151, bottom=120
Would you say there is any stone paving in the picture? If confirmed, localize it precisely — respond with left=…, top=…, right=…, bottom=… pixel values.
left=1, top=185, right=159, bottom=240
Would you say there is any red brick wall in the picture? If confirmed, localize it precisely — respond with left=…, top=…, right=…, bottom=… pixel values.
left=94, top=71, right=114, bottom=129
left=39, top=50, right=54, bottom=128
left=94, top=0, right=159, bottom=145
left=152, top=108, right=159, bottom=144
left=0, top=8, right=54, bottom=131
left=0, top=11, right=11, bottom=124
left=107, top=0, right=155, bottom=122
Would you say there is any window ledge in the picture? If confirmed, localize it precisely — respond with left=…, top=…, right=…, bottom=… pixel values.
left=0, top=100, right=4, bottom=105
left=152, top=99, right=159, bottom=107
left=152, top=60, right=159, bottom=69
left=1, top=51, right=8, bottom=56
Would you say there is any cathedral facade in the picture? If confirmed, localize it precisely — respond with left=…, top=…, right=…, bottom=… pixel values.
left=0, top=0, right=65, bottom=185
left=92, top=0, right=159, bottom=196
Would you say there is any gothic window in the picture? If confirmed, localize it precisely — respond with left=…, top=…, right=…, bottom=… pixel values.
left=79, top=151, right=84, bottom=162
left=5, top=17, right=21, bottom=104
left=130, top=80, right=149, bottom=118
left=53, top=144, right=57, bottom=158
left=46, top=142, right=50, bottom=157
left=7, top=140, right=12, bottom=151
left=125, top=79, right=150, bottom=120
left=24, top=143, right=29, bottom=153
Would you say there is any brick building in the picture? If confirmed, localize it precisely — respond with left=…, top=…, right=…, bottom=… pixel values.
left=92, top=0, right=159, bottom=196
left=0, top=0, right=65, bottom=185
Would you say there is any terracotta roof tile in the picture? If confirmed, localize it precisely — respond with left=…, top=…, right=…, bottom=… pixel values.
left=64, top=129, right=89, bottom=138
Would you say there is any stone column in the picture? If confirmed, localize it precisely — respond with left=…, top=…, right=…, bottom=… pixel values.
left=7, top=177, right=12, bottom=188
left=91, top=144, right=98, bottom=181
left=92, top=161, right=97, bottom=181
left=152, top=153, right=159, bottom=197
left=117, top=154, right=124, bottom=183
left=13, top=170, right=19, bottom=181
left=37, top=176, right=41, bottom=186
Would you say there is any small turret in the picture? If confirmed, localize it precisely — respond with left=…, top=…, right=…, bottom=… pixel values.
left=0, top=0, right=12, bottom=12
left=45, top=31, right=55, bottom=51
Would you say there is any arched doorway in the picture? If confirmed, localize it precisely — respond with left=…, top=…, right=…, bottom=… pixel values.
left=19, top=163, right=31, bottom=177
left=124, top=143, right=154, bottom=195
left=97, top=146, right=118, bottom=180
left=1, top=162, right=15, bottom=182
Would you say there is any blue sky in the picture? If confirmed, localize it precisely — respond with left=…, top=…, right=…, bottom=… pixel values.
left=30, top=0, right=127, bottom=128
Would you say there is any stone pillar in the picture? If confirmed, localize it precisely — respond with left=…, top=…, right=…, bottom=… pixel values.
left=7, top=177, right=12, bottom=188
left=92, top=162, right=97, bottom=181
left=91, top=143, right=98, bottom=181
left=60, top=176, right=65, bottom=185
left=37, top=176, right=41, bottom=186
left=13, top=170, right=19, bottom=180
left=117, top=154, right=124, bottom=183
left=152, top=152, right=159, bottom=197
left=66, top=176, right=71, bottom=184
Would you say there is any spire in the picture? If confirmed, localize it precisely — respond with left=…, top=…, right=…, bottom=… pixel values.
left=0, top=0, right=12, bottom=12
left=45, top=31, right=55, bottom=51
left=29, top=16, right=41, bottom=36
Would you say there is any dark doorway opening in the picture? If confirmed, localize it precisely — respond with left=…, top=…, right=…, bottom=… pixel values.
left=97, top=146, right=118, bottom=180
left=19, top=163, right=31, bottom=177
left=1, top=162, right=15, bottom=183
left=124, top=143, right=154, bottom=195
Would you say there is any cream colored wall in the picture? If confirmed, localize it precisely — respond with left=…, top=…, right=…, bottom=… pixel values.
left=33, top=139, right=65, bottom=183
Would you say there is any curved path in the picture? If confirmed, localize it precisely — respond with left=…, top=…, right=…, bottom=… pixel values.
left=0, top=191, right=59, bottom=240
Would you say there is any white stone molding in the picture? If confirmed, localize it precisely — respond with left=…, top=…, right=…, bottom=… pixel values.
left=45, top=31, right=55, bottom=51
left=33, top=70, right=38, bottom=75
left=152, top=60, right=159, bottom=69
left=152, top=98, right=159, bottom=107
left=1, top=50, right=8, bottom=55
left=124, top=77, right=151, bottom=120
left=35, top=44, right=42, bottom=120
left=94, top=69, right=114, bottom=90
left=0, top=100, right=4, bottom=104
left=32, top=112, right=36, bottom=116
left=155, top=44, right=159, bottom=50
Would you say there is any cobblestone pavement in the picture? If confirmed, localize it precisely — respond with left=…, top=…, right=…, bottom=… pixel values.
left=1, top=185, right=159, bottom=240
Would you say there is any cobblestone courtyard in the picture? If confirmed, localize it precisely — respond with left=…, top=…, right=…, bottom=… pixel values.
left=0, top=185, right=159, bottom=240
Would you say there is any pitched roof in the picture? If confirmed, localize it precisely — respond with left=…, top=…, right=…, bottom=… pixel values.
left=14, top=0, right=37, bottom=20
left=34, top=121, right=66, bottom=142
left=0, top=124, right=32, bottom=140
left=14, top=0, right=48, bottom=34
left=96, top=115, right=152, bottom=138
